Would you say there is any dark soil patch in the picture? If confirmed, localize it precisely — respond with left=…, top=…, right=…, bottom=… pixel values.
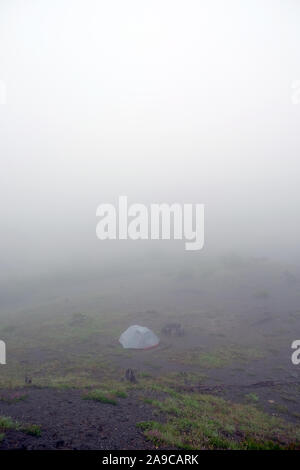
left=0, top=387, right=159, bottom=450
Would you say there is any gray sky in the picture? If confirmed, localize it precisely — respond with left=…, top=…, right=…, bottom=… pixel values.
left=1, top=0, right=300, bottom=282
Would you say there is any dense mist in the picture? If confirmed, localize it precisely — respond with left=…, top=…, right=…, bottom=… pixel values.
left=1, top=0, right=300, bottom=310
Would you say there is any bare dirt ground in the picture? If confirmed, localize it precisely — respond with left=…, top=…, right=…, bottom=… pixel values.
left=0, top=388, right=158, bottom=450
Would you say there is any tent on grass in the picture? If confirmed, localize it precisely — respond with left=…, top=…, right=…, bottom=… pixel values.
left=119, top=325, right=159, bottom=349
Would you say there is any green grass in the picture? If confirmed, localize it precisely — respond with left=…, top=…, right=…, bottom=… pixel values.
left=245, top=393, right=259, bottom=403
left=20, top=424, right=41, bottom=437
left=0, top=415, right=41, bottom=439
left=142, top=397, right=156, bottom=405
left=82, top=381, right=129, bottom=404
left=114, top=390, right=128, bottom=398
left=243, top=438, right=283, bottom=450
left=137, top=392, right=300, bottom=450
left=0, top=416, right=17, bottom=430
left=83, top=390, right=117, bottom=405
left=136, top=372, right=205, bottom=396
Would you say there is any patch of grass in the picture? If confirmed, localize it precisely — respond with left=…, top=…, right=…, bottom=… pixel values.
left=137, top=392, right=300, bottom=450
left=138, top=381, right=180, bottom=400
left=0, top=416, right=17, bottom=430
left=142, top=397, right=156, bottom=405
left=20, top=424, right=41, bottom=437
left=82, top=381, right=129, bottom=403
left=0, top=416, right=41, bottom=437
left=137, top=421, right=189, bottom=449
left=245, top=393, right=259, bottom=403
left=83, top=390, right=118, bottom=405
left=243, top=438, right=283, bottom=450
left=114, top=390, right=128, bottom=398
left=159, top=372, right=205, bottom=388
left=137, top=421, right=159, bottom=431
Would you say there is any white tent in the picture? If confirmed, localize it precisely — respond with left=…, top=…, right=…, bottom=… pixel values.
left=119, top=325, right=159, bottom=349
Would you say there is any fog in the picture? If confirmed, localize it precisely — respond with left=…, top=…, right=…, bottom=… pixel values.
left=1, top=0, right=300, bottom=311
left=2, top=4, right=300, bottom=451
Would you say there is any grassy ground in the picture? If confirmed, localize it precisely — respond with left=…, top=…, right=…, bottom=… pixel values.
left=137, top=390, right=300, bottom=449
left=0, top=302, right=300, bottom=449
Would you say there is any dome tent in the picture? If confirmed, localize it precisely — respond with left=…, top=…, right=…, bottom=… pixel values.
left=119, top=325, right=159, bottom=349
